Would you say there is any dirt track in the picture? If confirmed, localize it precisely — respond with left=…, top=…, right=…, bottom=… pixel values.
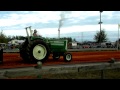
left=0, top=51, right=120, bottom=69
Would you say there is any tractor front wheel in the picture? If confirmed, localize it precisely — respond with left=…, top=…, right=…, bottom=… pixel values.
left=63, top=53, right=72, bottom=62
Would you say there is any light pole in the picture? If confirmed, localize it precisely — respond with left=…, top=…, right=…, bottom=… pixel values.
left=98, top=11, right=103, bottom=45
left=118, top=24, right=120, bottom=50
left=58, top=29, right=60, bottom=39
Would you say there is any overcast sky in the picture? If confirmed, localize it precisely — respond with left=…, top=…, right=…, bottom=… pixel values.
left=0, top=11, right=120, bottom=37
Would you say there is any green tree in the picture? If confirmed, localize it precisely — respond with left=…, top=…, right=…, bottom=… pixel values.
left=6, top=35, right=12, bottom=41
left=14, top=35, right=26, bottom=40
left=73, top=38, right=76, bottom=42
left=94, top=29, right=108, bottom=43
left=67, top=37, right=72, bottom=43
left=0, top=30, right=8, bottom=43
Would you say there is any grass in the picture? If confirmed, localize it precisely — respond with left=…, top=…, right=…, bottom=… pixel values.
left=7, top=68, right=120, bottom=79
left=36, top=68, right=120, bottom=79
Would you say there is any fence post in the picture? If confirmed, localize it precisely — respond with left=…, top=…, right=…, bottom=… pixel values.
left=101, top=70, right=104, bottom=79
left=0, top=49, right=3, bottom=64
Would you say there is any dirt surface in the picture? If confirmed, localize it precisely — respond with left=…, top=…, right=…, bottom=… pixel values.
left=0, top=51, right=120, bottom=69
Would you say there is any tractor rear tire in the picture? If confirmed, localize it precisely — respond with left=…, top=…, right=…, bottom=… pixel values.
left=26, top=40, right=50, bottom=63
left=19, top=40, right=30, bottom=63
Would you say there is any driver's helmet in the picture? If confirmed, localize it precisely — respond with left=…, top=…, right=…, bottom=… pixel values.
left=34, top=29, right=37, bottom=33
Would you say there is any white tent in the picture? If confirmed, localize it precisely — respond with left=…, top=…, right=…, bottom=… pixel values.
left=8, top=39, right=25, bottom=45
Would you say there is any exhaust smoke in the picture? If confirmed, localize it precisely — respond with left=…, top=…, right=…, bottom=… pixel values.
left=58, top=11, right=71, bottom=39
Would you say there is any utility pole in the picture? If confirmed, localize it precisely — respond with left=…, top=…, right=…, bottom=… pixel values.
left=81, top=32, right=83, bottom=43
left=98, top=11, right=103, bottom=45
left=58, top=29, right=60, bottom=39
left=118, top=24, right=120, bottom=50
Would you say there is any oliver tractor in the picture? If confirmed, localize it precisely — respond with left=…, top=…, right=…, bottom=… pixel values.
left=19, top=26, right=72, bottom=63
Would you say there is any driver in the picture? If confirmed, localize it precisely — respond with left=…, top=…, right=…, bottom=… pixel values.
left=33, top=29, right=38, bottom=36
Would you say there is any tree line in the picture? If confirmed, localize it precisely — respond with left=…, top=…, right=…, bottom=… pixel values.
left=0, top=29, right=110, bottom=43
left=0, top=30, right=26, bottom=43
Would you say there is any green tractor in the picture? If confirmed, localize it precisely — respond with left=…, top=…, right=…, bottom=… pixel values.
left=19, top=26, right=72, bottom=63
